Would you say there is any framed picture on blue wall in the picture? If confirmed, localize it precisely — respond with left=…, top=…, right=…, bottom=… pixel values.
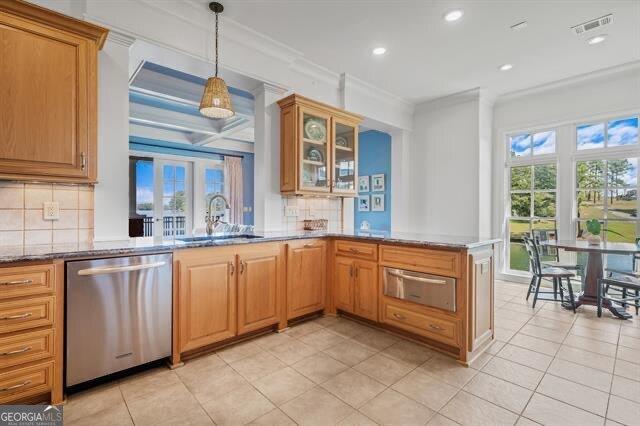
left=372, top=174, right=385, bottom=192
left=358, top=195, right=370, bottom=211
left=358, top=176, right=370, bottom=192
left=371, top=194, right=385, bottom=211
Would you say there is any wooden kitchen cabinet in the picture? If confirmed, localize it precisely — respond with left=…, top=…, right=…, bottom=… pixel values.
left=353, top=260, right=378, bottom=321
left=237, top=243, right=285, bottom=335
left=0, top=1, right=108, bottom=182
left=176, top=247, right=237, bottom=353
left=334, top=256, right=378, bottom=321
left=278, top=94, right=362, bottom=197
left=334, top=256, right=354, bottom=313
left=286, top=239, right=326, bottom=320
left=0, top=260, right=63, bottom=405
left=467, top=247, right=494, bottom=355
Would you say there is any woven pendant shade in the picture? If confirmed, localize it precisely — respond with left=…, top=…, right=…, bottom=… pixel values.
left=199, top=76, right=234, bottom=119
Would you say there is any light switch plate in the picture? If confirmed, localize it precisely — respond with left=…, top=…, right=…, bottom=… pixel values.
left=284, top=206, right=299, bottom=217
left=43, top=201, right=60, bottom=220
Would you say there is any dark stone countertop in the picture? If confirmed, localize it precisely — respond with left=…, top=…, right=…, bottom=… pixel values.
left=0, top=230, right=501, bottom=264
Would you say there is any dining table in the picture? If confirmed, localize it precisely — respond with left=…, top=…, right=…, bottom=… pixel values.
left=544, top=240, right=640, bottom=319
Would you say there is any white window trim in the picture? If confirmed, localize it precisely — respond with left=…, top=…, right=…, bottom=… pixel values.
left=495, top=108, right=640, bottom=282
left=505, top=130, right=560, bottom=275
left=130, top=150, right=226, bottom=236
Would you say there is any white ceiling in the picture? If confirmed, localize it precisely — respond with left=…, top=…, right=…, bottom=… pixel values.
left=219, top=0, right=640, bottom=102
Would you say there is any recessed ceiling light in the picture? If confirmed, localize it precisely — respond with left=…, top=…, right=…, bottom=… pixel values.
left=587, top=34, right=607, bottom=45
left=372, top=47, right=386, bottom=55
left=499, top=64, right=513, bottom=71
left=444, top=10, right=464, bottom=22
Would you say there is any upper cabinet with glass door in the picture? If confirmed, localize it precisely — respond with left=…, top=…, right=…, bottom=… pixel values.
left=278, top=94, right=362, bottom=197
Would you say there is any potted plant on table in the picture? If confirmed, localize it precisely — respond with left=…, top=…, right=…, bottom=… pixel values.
left=584, top=219, right=624, bottom=245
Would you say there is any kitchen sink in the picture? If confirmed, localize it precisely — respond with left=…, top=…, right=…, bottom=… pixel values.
left=176, top=234, right=263, bottom=243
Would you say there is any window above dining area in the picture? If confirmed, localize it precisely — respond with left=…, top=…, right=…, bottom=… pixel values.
left=503, top=113, right=640, bottom=276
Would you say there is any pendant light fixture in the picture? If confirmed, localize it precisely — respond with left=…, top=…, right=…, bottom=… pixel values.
left=200, top=2, right=234, bottom=119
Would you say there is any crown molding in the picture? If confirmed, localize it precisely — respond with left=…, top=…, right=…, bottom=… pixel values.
left=341, top=73, right=414, bottom=111
left=496, top=60, right=640, bottom=105
left=249, top=82, right=290, bottom=98
left=106, top=29, right=136, bottom=48
left=222, top=17, right=302, bottom=65
left=290, top=58, right=340, bottom=87
left=415, top=87, right=484, bottom=112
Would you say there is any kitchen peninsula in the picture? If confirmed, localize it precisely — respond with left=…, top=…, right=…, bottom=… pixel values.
left=0, top=231, right=498, bottom=405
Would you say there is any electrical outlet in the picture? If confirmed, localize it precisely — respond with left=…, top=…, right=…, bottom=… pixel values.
left=284, top=206, right=299, bottom=217
left=43, top=201, right=60, bottom=220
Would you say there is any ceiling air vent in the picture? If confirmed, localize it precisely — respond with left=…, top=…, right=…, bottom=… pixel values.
left=571, top=14, right=613, bottom=35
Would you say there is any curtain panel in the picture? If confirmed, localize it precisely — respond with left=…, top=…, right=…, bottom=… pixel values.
left=224, top=156, right=244, bottom=224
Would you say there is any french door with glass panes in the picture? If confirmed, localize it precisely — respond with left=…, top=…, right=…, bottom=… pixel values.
left=153, top=160, right=192, bottom=237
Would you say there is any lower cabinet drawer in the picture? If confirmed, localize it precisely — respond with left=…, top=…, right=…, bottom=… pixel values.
left=0, top=264, right=55, bottom=300
left=0, top=360, right=53, bottom=404
left=382, top=299, right=460, bottom=347
left=0, top=329, right=54, bottom=370
left=379, top=245, right=461, bottom=277
left=335, top=240, right=378, bottom=261
left=0, top=297, right=55, bottom=334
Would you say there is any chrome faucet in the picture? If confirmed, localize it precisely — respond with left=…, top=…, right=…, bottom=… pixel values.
left=206, top=194, right=231, bottom=235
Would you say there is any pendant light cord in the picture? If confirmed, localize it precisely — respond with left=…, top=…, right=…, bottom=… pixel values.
left=214, top=11, right=219, bottom=77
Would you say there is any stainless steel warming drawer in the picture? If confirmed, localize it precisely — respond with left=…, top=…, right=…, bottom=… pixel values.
left=383, top=267, right=456, bottom=312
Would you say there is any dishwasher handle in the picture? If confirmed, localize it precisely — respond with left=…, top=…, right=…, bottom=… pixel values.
left=77, top=261, right=167, bottom=276
left=387, top=270, right=448, bottom=285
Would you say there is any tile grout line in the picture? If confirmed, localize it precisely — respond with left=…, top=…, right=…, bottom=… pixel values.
left=515, top=297, right=578, bottom=423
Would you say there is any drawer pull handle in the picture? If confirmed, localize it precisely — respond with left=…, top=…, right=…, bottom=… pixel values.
left=393, top=313, right=406, bottom=320
left=429, top=324, right=444, bottom=331
left=0, top=313, right=32, bottom=321
left=78, top=261, right=166, bottom=276
left=80, top=152, right=86, bottom=171
left=0, top=279, right=33, bottom=286
left=349, top=248, right=360, bottom=253
left=304, top=244, right=314, bottom=248
left=0, top=346, right=32, bottom=356
left=387, top=271, right=448, bottom=285
left=0, top=380, right=31, bottom=392
left=229, top=262, right=235, bottom=275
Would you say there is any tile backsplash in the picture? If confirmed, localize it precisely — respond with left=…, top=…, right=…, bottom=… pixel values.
left=282, top=197, right=343, bottom=232
left=0, top=182, right=94, bottom=246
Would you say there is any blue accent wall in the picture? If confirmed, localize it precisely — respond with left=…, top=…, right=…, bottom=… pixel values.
left=129, top=136, right=254, bottom=225
left=355, top=130, right=391, bottom=232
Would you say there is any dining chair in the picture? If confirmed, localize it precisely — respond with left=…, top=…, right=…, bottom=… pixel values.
left=531, top=229, right=583, bottom=284
left=524, top=236, right=578, bottom=312
left=597, top=275, right=640, bottom=317
left=604, top=253, right=640, bottom=315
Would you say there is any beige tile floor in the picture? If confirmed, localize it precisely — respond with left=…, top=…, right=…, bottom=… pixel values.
left=65, top=280, right=640, bottom=425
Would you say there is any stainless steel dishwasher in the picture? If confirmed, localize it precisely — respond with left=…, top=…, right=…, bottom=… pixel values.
left=66, top=253, right=172, bottom=386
